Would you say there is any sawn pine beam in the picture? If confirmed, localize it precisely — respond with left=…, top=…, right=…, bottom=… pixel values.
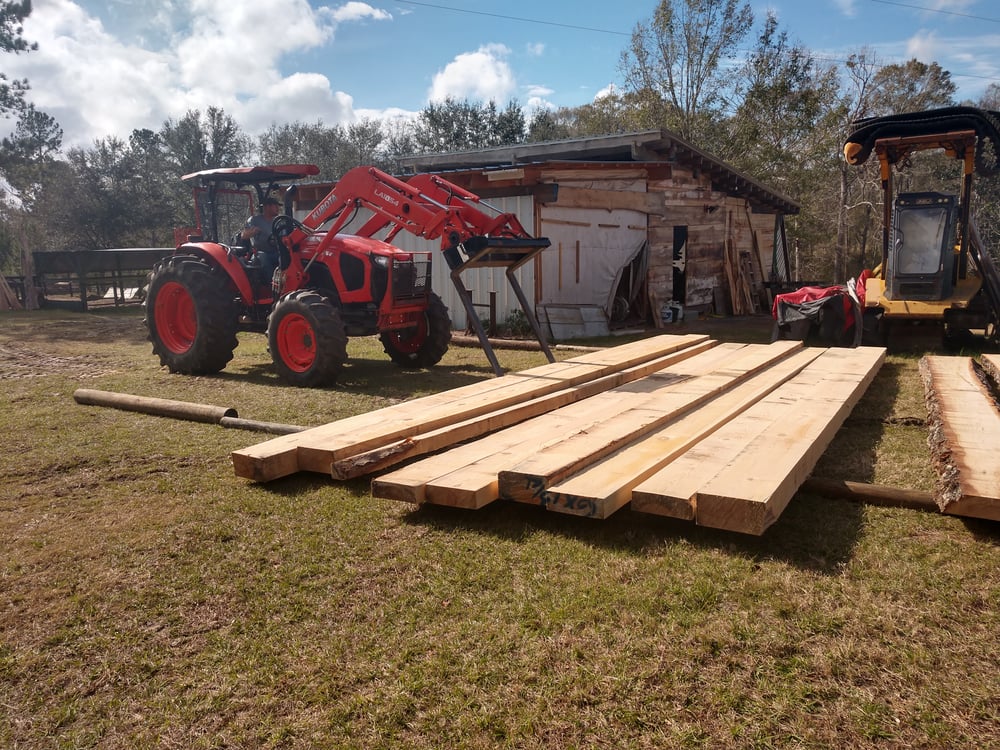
left=371, top=342, right=754, bottom=506
left=334, top=339, right=717, bottom=480
left=373, top=341, right=805, bottom=509
left=497, top=339, right=806, bottom=505
left=631, top=346, right=885, bottom=534
left=231, top=334, right=709, bottom=482
left=532, top=346, right=826, bottom=520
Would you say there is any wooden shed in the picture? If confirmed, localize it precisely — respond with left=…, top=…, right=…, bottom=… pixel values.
left=395, top=130, right=799, bottom=337
left=292, top=130, right=798, bottom=338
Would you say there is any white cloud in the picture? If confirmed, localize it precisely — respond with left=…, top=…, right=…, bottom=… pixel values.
left=241, top=73, right=355, bottom=133
left=4, top=0, right=393, bottom=148
left=427, top=44, right=516, bottom=104
left=324, top=1, right=392, bottom=23
left=594, top=83, right=618, bottom=100
left=833, top=0, right=857, bottom=17
left=8, top=0, right=178, bottom=145
left=523, top=84, right=554, bottom=111
left=526, top=42, right=545, bottom=57
left=175, top=0, right=335, bottom=93
left=906, top=30, right=941, bottom=61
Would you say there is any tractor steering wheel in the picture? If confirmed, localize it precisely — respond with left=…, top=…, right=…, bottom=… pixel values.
left=271, top=214, right=296, bottom=241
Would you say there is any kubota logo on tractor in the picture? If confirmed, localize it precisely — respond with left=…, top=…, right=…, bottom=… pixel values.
left=315, top=192, right=338, bottom=217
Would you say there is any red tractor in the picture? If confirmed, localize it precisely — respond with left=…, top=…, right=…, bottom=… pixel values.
left=145, top=164, right=549, bottom=386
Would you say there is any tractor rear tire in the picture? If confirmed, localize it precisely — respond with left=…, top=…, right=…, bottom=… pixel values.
left=268, top=290, right=348, bottom=387
left=145, top=254, right=239, bottom=374
left=380, top=292, right=451, bottom=368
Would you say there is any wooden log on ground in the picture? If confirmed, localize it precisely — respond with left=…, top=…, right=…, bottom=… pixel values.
left=372, top=342, right=757, bottom=507
left=232, top=334, right=710, bottom=482
left=74, top=388, right=236, bottom=424
left=920, top=355, right=1000, bottom=521
left=450, top=335, right=544, bottom=351
left=497, top=339, right=806, bottom=506
left=219, top=416, right=306, bottom=435
left=532, top=347, right=824, bottom=520
left=799, top=477, right=937, bottom=512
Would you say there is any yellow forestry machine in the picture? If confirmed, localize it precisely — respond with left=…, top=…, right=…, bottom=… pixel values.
left=845, top=107, right=1000, bottom=347
left=774, top=107, right=1000, bottom=349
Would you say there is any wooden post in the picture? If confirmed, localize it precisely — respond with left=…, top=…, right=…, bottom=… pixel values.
left=16, top=220, right=38, bottom=311
left=74, top=389, right=237, bottom=424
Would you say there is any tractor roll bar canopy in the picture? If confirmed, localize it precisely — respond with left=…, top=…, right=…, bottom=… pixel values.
left=181, top=164, right=320, bottom=186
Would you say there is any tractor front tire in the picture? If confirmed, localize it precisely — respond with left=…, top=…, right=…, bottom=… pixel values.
left=268, top=290, right=348, bottom=387
left=145, top=254, right=239, bottom=374
left=380, top=292, right=451, bottom=368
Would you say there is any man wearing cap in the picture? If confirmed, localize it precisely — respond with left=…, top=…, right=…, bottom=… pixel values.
left=240, top=196, right=281, bottom=284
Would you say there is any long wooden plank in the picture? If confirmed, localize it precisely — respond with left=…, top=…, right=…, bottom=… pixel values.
left=231, top=333, right=708, bottom=481
left=332, top=339, right=718, bottom=479
left=371, top=343, right=756, bottom=506
left=681, top=346, right=885, bottom=535
left=534, top=347, right=825, bottom=519
left=418, top=344, right=770, bottom=507
left=371, top=375, right=643, bottom=505
left=497, top=340, right=805, bottom=504
left=631, top=347, right=880, bottom=522
left=921, top=355, right=1000, bottom=520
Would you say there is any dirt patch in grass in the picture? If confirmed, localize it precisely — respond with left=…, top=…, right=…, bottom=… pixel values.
left=0, top=311, right=145, bottom=379
left=0, top=341, right=121, bottom=380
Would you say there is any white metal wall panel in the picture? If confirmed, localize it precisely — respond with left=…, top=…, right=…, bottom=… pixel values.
left=538, top=205, right=647, bottom=312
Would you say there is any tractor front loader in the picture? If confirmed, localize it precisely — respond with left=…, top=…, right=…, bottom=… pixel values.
left=145, top=164, right=551, bottom=386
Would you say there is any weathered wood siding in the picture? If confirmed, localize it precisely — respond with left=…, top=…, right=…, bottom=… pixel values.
left=646, top=167, right=774, bottom=316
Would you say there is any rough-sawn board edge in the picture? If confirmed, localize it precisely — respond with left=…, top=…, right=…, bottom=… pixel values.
left=919, top=355, right=1000, bottom=520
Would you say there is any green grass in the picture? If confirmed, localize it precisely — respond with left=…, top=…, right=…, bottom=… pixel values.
left=1, top=308, right=998, bottom=749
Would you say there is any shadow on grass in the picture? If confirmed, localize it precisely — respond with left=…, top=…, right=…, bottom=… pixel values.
left=217, top=359, right=498, bottom=396
left=261, top=472, right=372, bottom=499
left=398, top=492, right=865, bottom=576
left=240, top=468, right=862, bottom=579
left=961, top=517, right=1000, bottom=545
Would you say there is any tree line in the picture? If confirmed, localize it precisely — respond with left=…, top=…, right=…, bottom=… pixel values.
left=2, top=0, right=999, bottom=286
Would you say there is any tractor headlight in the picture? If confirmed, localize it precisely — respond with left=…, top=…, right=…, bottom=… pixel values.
left=371, top=254, right=390, bottom=269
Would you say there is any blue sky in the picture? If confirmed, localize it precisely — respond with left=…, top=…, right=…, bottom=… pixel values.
left=6, top=0, right=1000, bottom=148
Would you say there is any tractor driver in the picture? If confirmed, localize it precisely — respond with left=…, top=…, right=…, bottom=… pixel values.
left=240, top=196, right=281, bottom=282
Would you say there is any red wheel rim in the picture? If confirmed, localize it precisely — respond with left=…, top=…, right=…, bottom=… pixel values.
left=276, top=313, right=316, bottom=372
left=385, top=315, right=428, bottom=354
left=154, top=281, right=197, bottom=354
